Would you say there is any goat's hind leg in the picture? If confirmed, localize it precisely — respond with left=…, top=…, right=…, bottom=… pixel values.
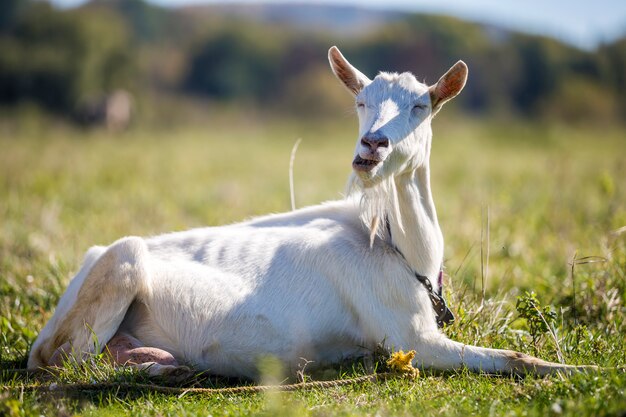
left=28, top=237, right=150, bottom=369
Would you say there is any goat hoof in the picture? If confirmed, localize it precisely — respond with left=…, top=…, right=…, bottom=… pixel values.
left=136, top=362, right=195, bottom=384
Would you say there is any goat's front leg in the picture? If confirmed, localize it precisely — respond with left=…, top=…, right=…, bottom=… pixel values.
left=28, top=237, right=150, bottom=370
left=412, top=332, right=597, bottom=376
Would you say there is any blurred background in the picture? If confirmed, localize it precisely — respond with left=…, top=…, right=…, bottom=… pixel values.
left=1, top=0, right=625, bottom=127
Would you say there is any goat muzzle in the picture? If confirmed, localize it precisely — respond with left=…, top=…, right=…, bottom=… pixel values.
left=353, top=155, right=380, bottom=172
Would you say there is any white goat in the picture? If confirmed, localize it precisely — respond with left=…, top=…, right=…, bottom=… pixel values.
left=28, top=46, right=593, bottom=379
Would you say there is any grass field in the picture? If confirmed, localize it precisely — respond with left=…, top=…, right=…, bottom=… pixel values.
left=1, top=114, right=625, bottom=416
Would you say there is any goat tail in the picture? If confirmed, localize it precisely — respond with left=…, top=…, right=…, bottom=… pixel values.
left=414, top=334, right=597, bottom=376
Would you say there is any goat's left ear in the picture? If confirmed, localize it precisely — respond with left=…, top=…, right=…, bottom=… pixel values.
left=429, top=60, right=468, bottom=116
left=328, top=46, right=371, bottom=96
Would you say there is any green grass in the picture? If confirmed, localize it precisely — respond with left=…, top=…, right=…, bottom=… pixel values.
left=1, top=115, right=625, bottom=416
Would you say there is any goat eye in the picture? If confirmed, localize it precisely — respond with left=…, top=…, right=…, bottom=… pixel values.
left=413, top=104, right=427, bottom=111
left=356, top=102, right=365, bottom=109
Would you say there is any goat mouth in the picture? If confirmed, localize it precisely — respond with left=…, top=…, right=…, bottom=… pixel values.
left=352, top=155, right=380, bottom=172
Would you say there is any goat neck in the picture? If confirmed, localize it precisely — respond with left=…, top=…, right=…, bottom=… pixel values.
left=388, top=162, right=444, bottom=286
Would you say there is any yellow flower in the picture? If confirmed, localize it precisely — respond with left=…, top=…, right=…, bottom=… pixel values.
left=386, top=350, right=419, bottom=378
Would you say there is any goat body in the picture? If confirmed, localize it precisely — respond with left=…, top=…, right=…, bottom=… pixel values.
left=28, top=47, right=593, bottom=378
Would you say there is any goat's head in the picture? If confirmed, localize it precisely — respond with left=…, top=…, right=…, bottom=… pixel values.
left=328, top=46, right=468, bottom=187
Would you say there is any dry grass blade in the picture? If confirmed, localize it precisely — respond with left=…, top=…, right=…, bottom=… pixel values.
left=289, top=138, right=303, bottom=211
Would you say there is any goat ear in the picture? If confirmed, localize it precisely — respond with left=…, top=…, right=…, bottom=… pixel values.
left=429, top=60, right=468, bottom=115
left=328, top=46, right=371, bottom=96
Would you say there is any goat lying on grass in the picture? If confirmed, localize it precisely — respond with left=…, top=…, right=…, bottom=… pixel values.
left=28, top=46, right=595, bottom=379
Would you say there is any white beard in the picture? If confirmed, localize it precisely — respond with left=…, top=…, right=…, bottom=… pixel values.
left=346, top=172, right=404, bottom=247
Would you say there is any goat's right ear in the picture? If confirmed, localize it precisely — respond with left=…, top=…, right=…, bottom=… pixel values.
left=328, top=46, right=371, bottom=96
left=429, top=60, right=468, bottom=116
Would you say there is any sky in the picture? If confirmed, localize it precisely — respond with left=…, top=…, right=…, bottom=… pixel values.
left=49, top=0, right=626, bottom=50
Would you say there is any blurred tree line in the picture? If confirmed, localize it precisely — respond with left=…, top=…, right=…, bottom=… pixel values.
left=0, top=0, right=624, bottom=125
left=0, top=0, right=134, bottom=116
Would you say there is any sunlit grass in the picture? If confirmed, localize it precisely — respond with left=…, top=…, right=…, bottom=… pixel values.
left=0, top=115, right=624, bottom=416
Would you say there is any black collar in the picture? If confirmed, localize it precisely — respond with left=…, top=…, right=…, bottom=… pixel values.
left=413, top=271, right=455, bottom=328
left=384, top=216, right=455, bottom=328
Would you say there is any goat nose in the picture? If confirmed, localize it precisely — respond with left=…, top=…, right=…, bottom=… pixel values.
left=360, top=133, right=389, bottom=151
